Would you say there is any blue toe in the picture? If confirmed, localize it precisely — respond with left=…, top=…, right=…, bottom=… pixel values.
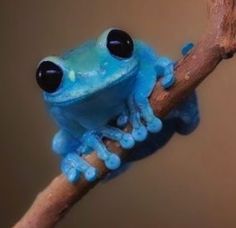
left=120, top=134, right=135, bottom=149
left=84, top=167, right=98, bottom=182
left=105, top=154, right=121, bottom=170
left=132, top=126, right=148, bottom=142
left=147, top=118, right=163, bottom=133
left=67, top=168, right=80, bottom=183
left=117, top=115, right=128, bottom=127
left=161, top=74, right=175, bottom=89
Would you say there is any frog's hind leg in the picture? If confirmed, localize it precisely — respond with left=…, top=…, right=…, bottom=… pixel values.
left=54, top=128, right=134, bottom=183
left=52, top=130, right=98, bottom=183
left=52, top=130, right=79, bottom=156
left=77, top=125, right=135, bottom=171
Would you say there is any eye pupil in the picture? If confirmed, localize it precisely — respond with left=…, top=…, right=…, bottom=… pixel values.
left=36, top=61, right=63, bottom=93
left=107, top=29, right=134, bottom=58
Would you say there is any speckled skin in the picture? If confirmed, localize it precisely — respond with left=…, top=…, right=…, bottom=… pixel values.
left=39, top=28, right=199, bottom=183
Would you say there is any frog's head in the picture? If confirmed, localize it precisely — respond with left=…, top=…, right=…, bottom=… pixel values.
left=36, top=28, right=139, bottom=105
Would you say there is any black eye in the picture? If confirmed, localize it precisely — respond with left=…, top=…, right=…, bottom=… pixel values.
left=107, top=29, right=134, bottom=58
left=36, top=61, right=63, bottom=93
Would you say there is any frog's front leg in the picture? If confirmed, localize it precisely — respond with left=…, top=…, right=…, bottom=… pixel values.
left=144, top=57, right=175, bottom=129
left=134, top=94, right=163, bottom=133
left=130, top=56, right=175, bottom=136
left=128, top=96, right=148, bottom=142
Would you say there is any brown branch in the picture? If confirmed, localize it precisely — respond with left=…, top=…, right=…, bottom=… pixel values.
left=14, top=0, right=236, bottom=227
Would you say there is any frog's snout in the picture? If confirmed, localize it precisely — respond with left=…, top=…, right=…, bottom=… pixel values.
left=36, top=60, right=63, bottom=93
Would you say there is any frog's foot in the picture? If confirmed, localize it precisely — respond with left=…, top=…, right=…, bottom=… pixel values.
left=78, top=132, right=122, bottom=170
left=61, top=126, right=133, bottom=183
left=134, top=96, right=163, bottom=134
left=61, top=153, right=98, bottom=183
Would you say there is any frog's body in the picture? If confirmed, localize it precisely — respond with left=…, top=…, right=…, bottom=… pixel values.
left=36, top=29, right=199, bottom=183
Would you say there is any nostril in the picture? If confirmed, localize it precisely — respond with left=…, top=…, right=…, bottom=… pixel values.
left=36, top=61, right=63, bottom=93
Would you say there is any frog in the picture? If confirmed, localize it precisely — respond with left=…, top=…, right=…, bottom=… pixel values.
left=36, top=28, right=199, bottom=183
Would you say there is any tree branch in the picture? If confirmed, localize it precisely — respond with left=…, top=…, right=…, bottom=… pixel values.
left=14, top=0, right=236, bottom=227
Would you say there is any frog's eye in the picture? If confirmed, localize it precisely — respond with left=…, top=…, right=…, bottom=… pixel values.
left=36, top=61, right=63, bottom=93
left=107, top=29, right=134, bottom=59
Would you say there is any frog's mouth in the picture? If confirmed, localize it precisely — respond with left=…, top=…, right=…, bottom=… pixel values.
left=44, top=64, right=139, bottom=106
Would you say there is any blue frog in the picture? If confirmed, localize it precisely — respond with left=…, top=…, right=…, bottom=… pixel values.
left=36, top=28, right=199, bottom=183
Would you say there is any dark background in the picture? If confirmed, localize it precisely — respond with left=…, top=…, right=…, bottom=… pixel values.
left=1, top=0, right=236, bottom=227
